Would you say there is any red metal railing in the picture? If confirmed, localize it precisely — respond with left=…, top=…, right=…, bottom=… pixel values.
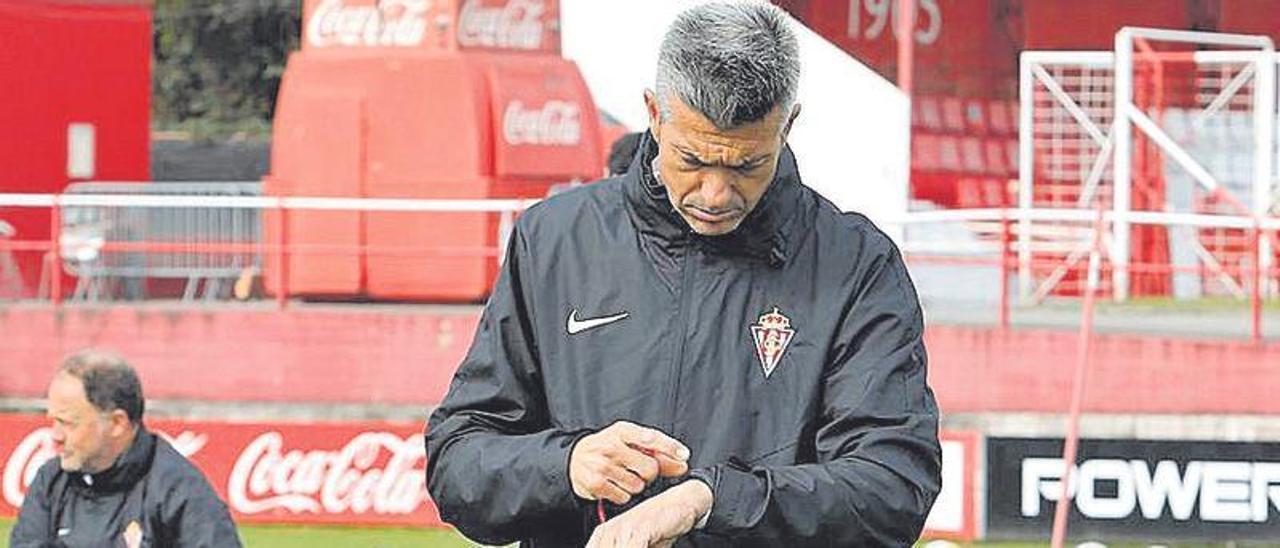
left=2, top=193, right=1277, bottom=340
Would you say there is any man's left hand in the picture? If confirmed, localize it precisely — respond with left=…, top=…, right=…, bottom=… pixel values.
left=586, top=479, right=713, bottom=548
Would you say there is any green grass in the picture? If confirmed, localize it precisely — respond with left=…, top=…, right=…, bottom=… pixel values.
left=6, top=518, right=1278, bottom=547
left=0, top=518, right=477, bottom=547
left=238, top=523, right=475, bottom=547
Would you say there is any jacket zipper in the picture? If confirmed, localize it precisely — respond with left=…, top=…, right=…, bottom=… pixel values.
left=665, top=243, right=698, bottom=436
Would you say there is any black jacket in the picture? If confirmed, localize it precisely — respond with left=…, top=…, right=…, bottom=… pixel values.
left=11, top=427, right=241, bottom=547
left=426, top=134, right=941, bottom=547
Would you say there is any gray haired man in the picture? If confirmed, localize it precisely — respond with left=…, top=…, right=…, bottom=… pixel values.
left=426, top=2, right=941, bottom=546
left=11, top=351, right=241, bottom=547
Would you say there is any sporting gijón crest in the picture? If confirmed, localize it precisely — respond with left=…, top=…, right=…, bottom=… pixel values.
left=750, top=307, right=794, bottom=378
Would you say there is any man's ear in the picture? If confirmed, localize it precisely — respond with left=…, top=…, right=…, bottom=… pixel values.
left=781, top=103, right=801, bottom=143
left=108, top=409, right=130, bottom=437
left=644, top=89, right=663, bottom=141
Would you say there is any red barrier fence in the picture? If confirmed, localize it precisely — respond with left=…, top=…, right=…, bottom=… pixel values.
left=0, top=414, right=443, bottom=527
left=0, top=412, right=981, bottom=537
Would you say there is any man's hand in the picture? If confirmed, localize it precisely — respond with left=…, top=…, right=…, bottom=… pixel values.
left=570, top=421, right=690, bottom=504
left=586, top=479, right=713, bottom=548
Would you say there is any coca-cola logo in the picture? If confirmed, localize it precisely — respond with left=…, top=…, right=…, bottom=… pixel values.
left=3, top=428, right=55, bottom=508
left=307, top=0, right=432, bottom=48
left=3, top=427, right=205, bottom=508
left=457, top=0, right=546, bottom=51
left=228, top=431, right=427, bottom=516
left=503, top=100, right=581, bottom=146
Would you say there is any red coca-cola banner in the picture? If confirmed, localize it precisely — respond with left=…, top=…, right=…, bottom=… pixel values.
left=304, top=0, right=449, bottom=50
left=302, top=0, right=560, bottom=54
left=0, top=414, right=443, bottom=527
left=486, top=55, right=603, bottom=180
left=455, top=0, right=560, bottom=53
left=2, top=412, right=982, bottom=536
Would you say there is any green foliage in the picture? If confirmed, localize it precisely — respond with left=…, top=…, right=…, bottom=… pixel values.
left=152, top=0, right=301, bottom=140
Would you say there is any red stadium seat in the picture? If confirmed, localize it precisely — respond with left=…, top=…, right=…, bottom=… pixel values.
left=964, top=100, right=988, bottom=135
left=960, top=136, right=985, bottom=173
left=942, top=97, right=965, bottom=132
left=916, top=96, right=943, bottom=131
left=957, top=177, right=1011, bottom=208
left=955, top=177, right=984, bottom=208
left=913, top=133, right=941, bottom=171
left=987, top=99, right=1014, bottom=135
left=984, top=138, right=1009, bottom=176
left=938, top=136, right=962, bottom=172
left=1005, top=139, right=1020, bottom=174
left=911, top=97, right=926, bottom=129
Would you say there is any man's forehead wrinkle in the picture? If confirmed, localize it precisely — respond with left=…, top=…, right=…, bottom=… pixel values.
left=681, top=135, right=767, bottom=165
left=48, top=403, right=81, bottom=422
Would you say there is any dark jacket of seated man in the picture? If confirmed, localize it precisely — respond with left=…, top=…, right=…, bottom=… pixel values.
left=10, top=351, right=240, bottom=548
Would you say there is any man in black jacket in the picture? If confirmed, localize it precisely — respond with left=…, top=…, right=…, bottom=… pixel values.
left=11, top=351, right=241, bottom=547
left=426, top=2, right=941, bottom=546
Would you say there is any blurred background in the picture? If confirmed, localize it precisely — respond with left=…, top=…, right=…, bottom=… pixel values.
left=1, top=0, right=1279, bottom=546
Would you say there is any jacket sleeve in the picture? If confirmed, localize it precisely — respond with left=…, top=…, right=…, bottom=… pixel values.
left=9, top=461, right=56, bottom=548
left=691, top=237, right=942, bottom=546
left=425, top=224, right=591, bottom=545
left=160, top=471, right=242, bottom=547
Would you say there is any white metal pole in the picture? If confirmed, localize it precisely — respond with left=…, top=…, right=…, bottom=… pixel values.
left=1122, top=27, right=1274, bottom=49
left=1018, top=53, right=1036, bottom=303
left=1253, top=50, right=1276, bottom=296
left=1112, top=29, right=1135, bottom=302
left=1127, top=105, right=1222, bottom=192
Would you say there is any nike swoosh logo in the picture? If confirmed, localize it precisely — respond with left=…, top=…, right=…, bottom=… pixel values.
left=567, top=310, right=629, bottom=334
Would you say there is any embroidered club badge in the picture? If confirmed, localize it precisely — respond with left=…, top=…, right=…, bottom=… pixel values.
left=750, top=307, right=795, bottom=378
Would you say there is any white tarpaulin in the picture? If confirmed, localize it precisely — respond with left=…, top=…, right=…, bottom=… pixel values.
left=561, top=0, right=910, bottom=242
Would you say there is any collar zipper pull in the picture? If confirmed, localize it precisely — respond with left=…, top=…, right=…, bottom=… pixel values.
left=768, top=246, right=786, bottom=268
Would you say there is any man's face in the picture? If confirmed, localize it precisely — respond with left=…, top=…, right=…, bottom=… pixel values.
left=645, top=91, right=800, bottom=236
left=46, top=373, right=124, bottom=473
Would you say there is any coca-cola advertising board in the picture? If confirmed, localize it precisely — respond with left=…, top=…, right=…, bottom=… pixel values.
left=304, top=0, right=451, bottom=50
left=0, top=414, right=443, bottom=527
left=486, top=55, right=603, bottom=181
left=455, top=0, right=560, bottom=53
left=302, top=0, right=560, bottom=54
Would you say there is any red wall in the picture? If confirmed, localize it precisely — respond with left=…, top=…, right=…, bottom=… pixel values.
left=0, top=1, right=151, bottom=294
left=2, top=306, right=1278, bottom=415
left=925, top=325, right=1280, bottom=415
left=0, top=306, right=475, bottom=406
left=776, top=0, right=1280, bottom=96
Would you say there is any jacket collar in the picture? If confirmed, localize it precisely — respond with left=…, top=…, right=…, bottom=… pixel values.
left=72, top=426, right=156, bottom=493
left=622, top=131, right=807, bottom=267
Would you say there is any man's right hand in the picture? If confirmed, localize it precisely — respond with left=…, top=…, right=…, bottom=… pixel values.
left=570, top=421, right=691, bottom=504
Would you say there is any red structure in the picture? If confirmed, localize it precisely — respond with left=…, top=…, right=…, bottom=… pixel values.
left=265, top=0, right=605, bottom=302
left=775, top=0, right=1280, bottom=209
left=775, top=0, right=1280, bottom=299
left=2, top=306, right=1278, bottom=413
left=0, top=0, right=151, bottom=297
